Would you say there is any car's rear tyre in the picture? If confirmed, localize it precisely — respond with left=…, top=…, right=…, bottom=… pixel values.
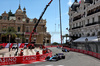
left=62, top=56, right=65, bottom=59
left=56, top=58, right=58, bottom=61
left=45, top=56, right=50, bottom=61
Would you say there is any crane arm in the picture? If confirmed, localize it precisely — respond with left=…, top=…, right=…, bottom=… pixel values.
left=29, top=0, right=53, bottom=43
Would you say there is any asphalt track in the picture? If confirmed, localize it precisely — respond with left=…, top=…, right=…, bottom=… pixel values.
left=5, top=47, right=100, bottom=66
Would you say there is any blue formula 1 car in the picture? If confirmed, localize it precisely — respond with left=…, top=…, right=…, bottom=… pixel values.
left=45, top=53, right=65, bottom=61
left=62, top=48, right=69, bottom=52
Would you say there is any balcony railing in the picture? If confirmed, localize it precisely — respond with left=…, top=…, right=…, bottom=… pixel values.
left=87, top=7, right=100, bottom=16
left=24, top=32, right=38, bottom=35
left=73, top=15, right=81, bottom=21
left=72, top=26, right=83, bottom=30
left=85, top=21, right=100, bottom=26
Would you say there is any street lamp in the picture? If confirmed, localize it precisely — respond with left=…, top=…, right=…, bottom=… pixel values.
left=9, top=34, right=11, bottom=52
left=97, top=35, right=100, bottom=42
left=15, top=38, right=20, bottom=52
left=43, top=37, right=45, bottom=45
left=85, top=38, right=88, bottom=51
left=96, top=35, right=100, bottom=53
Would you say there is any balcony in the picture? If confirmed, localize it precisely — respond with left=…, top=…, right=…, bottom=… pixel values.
left=85, top=21, right=100, bottom=26
left=87, top=7, right=100, bottom=16
left=24, top=32, right=38, bottom=35
left=73, top=15, right=81, bottom=21
left=72, top=26, right=83, bottom=30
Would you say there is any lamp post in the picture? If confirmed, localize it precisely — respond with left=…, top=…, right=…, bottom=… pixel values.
left=15, top=38, right=20, bottom=52
left=98, top=35, right=100, bottom=42
left=9, top=34, right=11, bottom=52
left=96, top=36, right=100, bottom=53
left=43, top=37, right=45, bottom=45
left=85, top=38, right=88, bottom=51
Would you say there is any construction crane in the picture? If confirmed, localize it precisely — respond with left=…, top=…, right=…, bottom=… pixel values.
left=29, top=0, right=53, bottom=44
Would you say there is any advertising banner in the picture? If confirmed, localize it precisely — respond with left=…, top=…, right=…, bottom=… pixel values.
left=0, top=52, right=52, bottom=65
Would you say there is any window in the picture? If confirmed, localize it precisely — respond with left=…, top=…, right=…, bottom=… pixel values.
left=73, top=24, right=75, bottom=28
left=3, top=16, right=7, bottom=20
left=92, top=18, right=94, bottom=23
left=26, top=39, right=28, bottom=43
left=47, top=40, right=49, bottom=43
left=34, top=20, right=36, bottom=23
left=87, top=19, right=89, bottom=24
left=84, top=6, right=85, bottom=10
left=26, top=27, right=29, bottom=32
left=70, top=25, right=72, bottom=29
left=98, top=16, right=100, bottom=21
left=2, top=26, right=7, bottom=31
left=18, top=17, right=20, bottom=20
left=76, top=23, right=78, bottom=27
left=87, top=33, right=90, bottom=36
left=79, top=22, right=81, bottom=26
left=26, top=20, right=29, bottom=23
left=18, top=27, right=20, bottom=32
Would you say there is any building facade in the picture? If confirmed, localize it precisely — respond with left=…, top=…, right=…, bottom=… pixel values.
left=0, top=5, right=51, bottom=45
left=69, top=0, right=100, bottom=41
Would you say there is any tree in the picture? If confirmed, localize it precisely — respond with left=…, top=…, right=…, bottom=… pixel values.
left=63, top=34, right=69, bottom=44
left=52, top=42, right=59, bottom=45
left=1, top=27, right=17, bottom=43
left=7, top=27, right=17, bottom=43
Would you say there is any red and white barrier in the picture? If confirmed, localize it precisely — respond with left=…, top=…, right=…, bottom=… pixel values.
left=0, top=52, right=52, bottom=65
left=45, top=45, right=100, bottom=59
left=0, top=43, right=26, bottom=48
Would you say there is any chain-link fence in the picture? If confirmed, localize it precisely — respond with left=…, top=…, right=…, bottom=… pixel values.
left=71, top=42, right=100, bottom=53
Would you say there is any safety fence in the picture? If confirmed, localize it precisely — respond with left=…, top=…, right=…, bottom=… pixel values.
left=65, top=47, right=100, bottom=59
left=0, top=43, right=28, bottom=48
left=45, top=45, right=100, bottom=59
left=0, top=50, right=52, bottom=65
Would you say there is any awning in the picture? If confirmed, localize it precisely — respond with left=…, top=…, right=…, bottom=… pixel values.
left=73, top=36, right=98, bottom=42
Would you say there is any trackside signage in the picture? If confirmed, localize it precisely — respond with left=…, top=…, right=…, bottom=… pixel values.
left=23, top=56, right=36, bottom=61
left=0, top=52, right=52, bottom=65
left=0, top=57, right=17, bottom=65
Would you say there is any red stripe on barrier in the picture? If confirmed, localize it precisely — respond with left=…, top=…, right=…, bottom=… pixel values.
left=98, top=54, right=100, bottom=59
left=0, top=43, right=8, bottom=47
left=19, top=43, right=25, bottom=48
left=10, top=43, right=13, bottom=48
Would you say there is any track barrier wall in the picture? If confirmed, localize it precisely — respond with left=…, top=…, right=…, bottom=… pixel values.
left=0, top=52, right=52, bottom=65
left=45, top=45, right=100, bottom=59
left=0, top=44, right=52, bottom=65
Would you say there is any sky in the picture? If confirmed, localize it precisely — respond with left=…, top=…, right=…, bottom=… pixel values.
left=0, top=0, right=80, bottom=43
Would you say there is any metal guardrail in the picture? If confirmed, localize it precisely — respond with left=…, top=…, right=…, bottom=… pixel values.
left=71, top=42, right=100, bottom=53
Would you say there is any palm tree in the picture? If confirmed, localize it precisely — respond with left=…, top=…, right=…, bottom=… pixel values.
left=1, top=27, right=17, bottom=43
left=6, top=27, right=17, bottom=43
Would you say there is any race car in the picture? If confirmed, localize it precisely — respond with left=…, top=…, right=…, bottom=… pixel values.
left=56, top=53, right=65, bottom=59
left=45, top=53, right=65, bottom=61
left=62, top=48, right=69, bottom=52
left=57, top=46, right=62, bottom=49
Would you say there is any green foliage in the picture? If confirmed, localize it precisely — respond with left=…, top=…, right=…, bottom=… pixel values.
left=52, top=42, right=59, bottom=45
left=0, top=16, right=2, bottom=19
left=1, top=27, right=17, bottom=38
left=8, top=10, right=15, bottom=16
left=2, top=28, right=7, bottom=32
